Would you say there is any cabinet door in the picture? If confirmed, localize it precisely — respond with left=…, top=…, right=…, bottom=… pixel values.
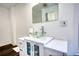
left=44, top=48, right=63, bottom=56
left=25, top=40, right=44, bottom=56
left=33, top=42, right=44, bottom=56
left=18, top=39, right=26, bottom=56
left=26, top=42, right=31, bottom=56
left=34, top=44, right=40, bottom=56
left=25, top=40, right=34, bottom=56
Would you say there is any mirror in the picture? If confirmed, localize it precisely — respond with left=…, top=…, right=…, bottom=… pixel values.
left=32, top=3, right=58, bottom=23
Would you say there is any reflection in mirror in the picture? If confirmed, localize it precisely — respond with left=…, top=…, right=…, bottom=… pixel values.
left=32, top=3, right=58, bottom=23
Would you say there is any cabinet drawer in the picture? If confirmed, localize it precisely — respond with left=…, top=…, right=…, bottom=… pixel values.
left=44, top=48, right=63, bottom=56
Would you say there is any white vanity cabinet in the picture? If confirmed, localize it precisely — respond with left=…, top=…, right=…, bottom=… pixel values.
left=18, top=37, right=67, bottom=56
left=18, top=38, right=26, bottom=56
left=44, top=39, right=67, bottom=56
left=25, top=40, right=32, bottom=56
left=32, top=42, right=44, bottom=56
left=25, top=39, right=44, bottom=56
left=25, top=39, right=64, bottom=56
left=44, top=48, right=64, bottom=56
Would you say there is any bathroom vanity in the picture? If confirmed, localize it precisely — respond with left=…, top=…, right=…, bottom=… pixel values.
left=18, top=36, right=67, bottom=56
left=44, top=39, right=67, bottom=56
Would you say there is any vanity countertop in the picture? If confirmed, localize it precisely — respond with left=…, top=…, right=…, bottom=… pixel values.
left=44, top=39, right=67, bottom=53
left=19, top=36, right=67, bottom=53
left=19, top=36, right=54, bottom=44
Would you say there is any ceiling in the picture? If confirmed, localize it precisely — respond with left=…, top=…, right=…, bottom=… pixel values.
left=0, top=3, right=18, bottom=8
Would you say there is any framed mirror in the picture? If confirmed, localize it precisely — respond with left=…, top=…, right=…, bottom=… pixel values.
left=32, top=3, right=58, bottom=23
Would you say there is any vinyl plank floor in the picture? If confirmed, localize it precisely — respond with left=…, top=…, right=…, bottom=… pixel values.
left=0, top=44, right=19, bottom=56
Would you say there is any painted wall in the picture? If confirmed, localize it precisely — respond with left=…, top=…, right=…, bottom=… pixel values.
left=75, top=4, right=79, bottom=50
left=0, top=3, right=35, bottom=46
left=33, top=4, right=74, bottom=41
left=0, top=6, right=12, bottom=46
left=11, top=3, right=33, bottom=45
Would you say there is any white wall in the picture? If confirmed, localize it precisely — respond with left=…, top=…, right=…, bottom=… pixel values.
left=0, top=3, right=34, bottom=46
left=0, top=6, right=12, bottom=46
left=10, top=6, right=17, bottom=45
left=33, top=4, right=74, bottom=41
left=11, top=4, right=33, bottom=45
left=59, top=3, right=76, bottom=55
left=75, top=4, right=79, bottom=50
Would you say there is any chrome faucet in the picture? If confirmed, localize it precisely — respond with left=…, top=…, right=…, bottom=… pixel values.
left=40, top=26, right=46, bottom=36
